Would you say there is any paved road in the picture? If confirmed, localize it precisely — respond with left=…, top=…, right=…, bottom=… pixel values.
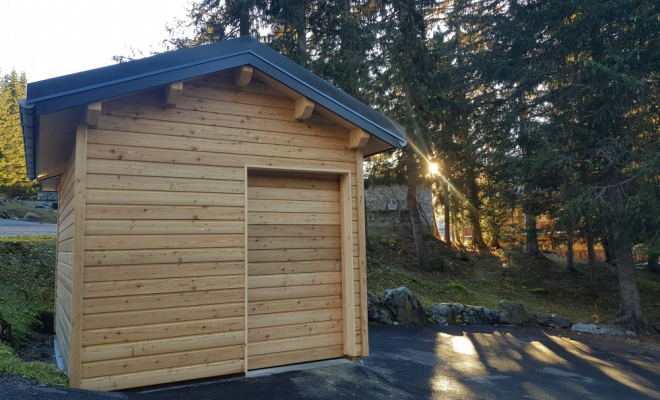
left=0, top=220, right=56, bottom=236
left=2, top=325, right=659, bottom=399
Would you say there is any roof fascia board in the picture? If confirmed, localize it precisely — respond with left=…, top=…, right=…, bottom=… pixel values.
left=33, top=52, right=254, bottom=115
left=31, top=51, right=404, bottom=149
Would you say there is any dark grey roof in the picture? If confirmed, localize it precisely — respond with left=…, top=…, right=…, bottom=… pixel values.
left=20, top=36, right=406, bottom=180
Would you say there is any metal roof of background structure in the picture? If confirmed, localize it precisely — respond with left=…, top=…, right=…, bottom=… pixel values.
left=20, top=36, right=406, bottom=181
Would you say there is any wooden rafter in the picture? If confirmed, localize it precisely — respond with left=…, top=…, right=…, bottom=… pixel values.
left=166, top=82, right=184, bottom=106
left=295, top=97, right=314, bottom=120
left=234, top=66, right=254, bottom=87
left=349, top=128, right=369, bottom=149
left=86, top=102, right=102, bottom=127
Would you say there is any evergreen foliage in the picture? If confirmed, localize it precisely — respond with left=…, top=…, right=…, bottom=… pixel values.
left=159, top=0, right=659, bottom=330
left=0, top=70, right=38, bottom=199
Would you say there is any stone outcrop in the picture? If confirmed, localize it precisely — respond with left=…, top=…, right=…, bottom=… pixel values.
left=533, top=313, right=572, bottom=329
left=23, top=212, right=42, bottom=222
left=382, top=287, right=426, bottom=324
left=367, top=291, right=392, bottom=323
left=498, top=300, right=530, bottom=324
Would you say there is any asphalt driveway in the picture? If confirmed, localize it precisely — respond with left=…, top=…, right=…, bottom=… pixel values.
left=2, top=325, right=659, bottom=399
left=0, top=220, right=56, bottom=236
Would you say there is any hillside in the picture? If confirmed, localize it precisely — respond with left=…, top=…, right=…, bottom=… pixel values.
left=366, top=227, right=660, bottom=328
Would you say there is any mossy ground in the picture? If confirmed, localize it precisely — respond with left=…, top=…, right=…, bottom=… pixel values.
left=367, top=227, right=660, bottom=327
left=0, top=202, right=57, bottom=224
left=0, top=235, right=68, bottom=386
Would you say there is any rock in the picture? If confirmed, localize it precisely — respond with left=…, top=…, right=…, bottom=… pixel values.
left=461, top=306, right=490, bottom=325
left=570, top=323, right=625, bottom=337
left=455, top=252, right=469, bottom=262
left=367, top=291, right=392, bottom=323
left=498, top=300, right=530, bottom=324
left=451, top=303, right=465, bottom=315
left=0, top=211, right=9, bottom=219
left=429, top=303, right=457, bottom=324
left=533, top=312, right=572, bottom=329
left=382, top=287, right=426, bottom=324
left=460, top=306, right=500, bottom=325
left=487, top=309, right=501, bottom=325
left=23, top=212, right=41, bottom=222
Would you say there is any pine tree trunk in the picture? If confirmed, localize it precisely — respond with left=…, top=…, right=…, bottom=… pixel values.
left=432, top=210, right=441, bottom=240
left=469, top=212, right=486, bottom=249
left=525, top=213, right=540, bottom=257
left=587, top=231, right=596, bottom=265
left=239, top=2, right=250, bottom=36
left=605, top=181, right=647, bottom=330
left=295, top=5, right=307, bottom=66
left=443, top=180, right=450, bottom=245
left=566, top=230, right=576, bottom=272
left=405, top=151, right=430, bottom=270
left=610, top=230, right=646, bottom=330
left=603, top=236, right=614, bottom=264
left=648, top=253, right=660, bottom=273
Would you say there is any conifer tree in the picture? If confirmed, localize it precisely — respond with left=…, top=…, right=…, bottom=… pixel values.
left=0, top=70, right=37, bottom=199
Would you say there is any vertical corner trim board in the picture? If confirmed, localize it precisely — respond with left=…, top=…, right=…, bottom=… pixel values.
left=70, top=124, right=88, bottom=387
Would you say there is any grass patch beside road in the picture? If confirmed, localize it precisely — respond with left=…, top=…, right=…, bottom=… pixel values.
left=0, top=202, right=57, bottom=224
left=0, top=342, right=68, bottom=386
left=0, top=235, right=68, bottom=386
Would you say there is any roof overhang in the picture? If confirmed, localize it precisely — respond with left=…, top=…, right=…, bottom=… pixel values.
left=20, top=36, right=406, bottom=181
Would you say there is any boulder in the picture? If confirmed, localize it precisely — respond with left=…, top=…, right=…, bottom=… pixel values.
left=429, top=303, right=457, bottom=324
left=487, top=309, right=501, bottom=325
left=533, top=313, right=572, bottom=329
left=23, top=212, right=41, bottom=222
left=498, top=300, right=530, bottom=324
left=461, top=306, right=490, bottom=325
left=570, top=323, right=624, bottom=337
left=383, top=287, right=426, bottom=324
left=461, top=306, right=500, bottom=325
left=367, top=291, right=391, bottom=323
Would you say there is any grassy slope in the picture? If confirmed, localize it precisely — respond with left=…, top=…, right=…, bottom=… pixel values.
left=0, top=202, right=58, bottom=224
left=367, top=227, right=660, bottom=327
left=0, top=236, right=68, bottom=385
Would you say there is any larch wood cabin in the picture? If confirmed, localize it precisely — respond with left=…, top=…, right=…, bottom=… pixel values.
left=19, top=36, right=406, bottom=391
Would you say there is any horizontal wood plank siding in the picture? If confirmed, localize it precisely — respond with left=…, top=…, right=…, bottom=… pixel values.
left=79, top=74, right=363, bottom=390
left=56, top=154, right=75, bottom=374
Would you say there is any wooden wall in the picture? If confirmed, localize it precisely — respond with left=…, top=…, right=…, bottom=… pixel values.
left=55, top=153, right=75, bottom=373
left=75, top=73, right=367, bottom=391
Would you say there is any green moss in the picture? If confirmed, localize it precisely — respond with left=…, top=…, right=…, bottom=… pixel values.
left=447, top=283, right=467, bottom=292
left=529, top=288, right=551, bottom=295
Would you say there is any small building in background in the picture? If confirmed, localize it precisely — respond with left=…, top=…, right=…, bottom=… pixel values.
left=364, top=184, right=434, bottom=232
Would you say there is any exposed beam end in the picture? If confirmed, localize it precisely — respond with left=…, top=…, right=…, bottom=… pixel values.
left=349, top=128, right=370, bottom=149
left=234, top=65, right=254, bottom=87
left=295, top=97, right=315, bottom=120
left=86, top=102, right=102, bottom=127
left=166, top=82, right=184, bottom=106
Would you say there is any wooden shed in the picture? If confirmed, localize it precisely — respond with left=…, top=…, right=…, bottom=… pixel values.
left=19, top=36, right=406, bottom=391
